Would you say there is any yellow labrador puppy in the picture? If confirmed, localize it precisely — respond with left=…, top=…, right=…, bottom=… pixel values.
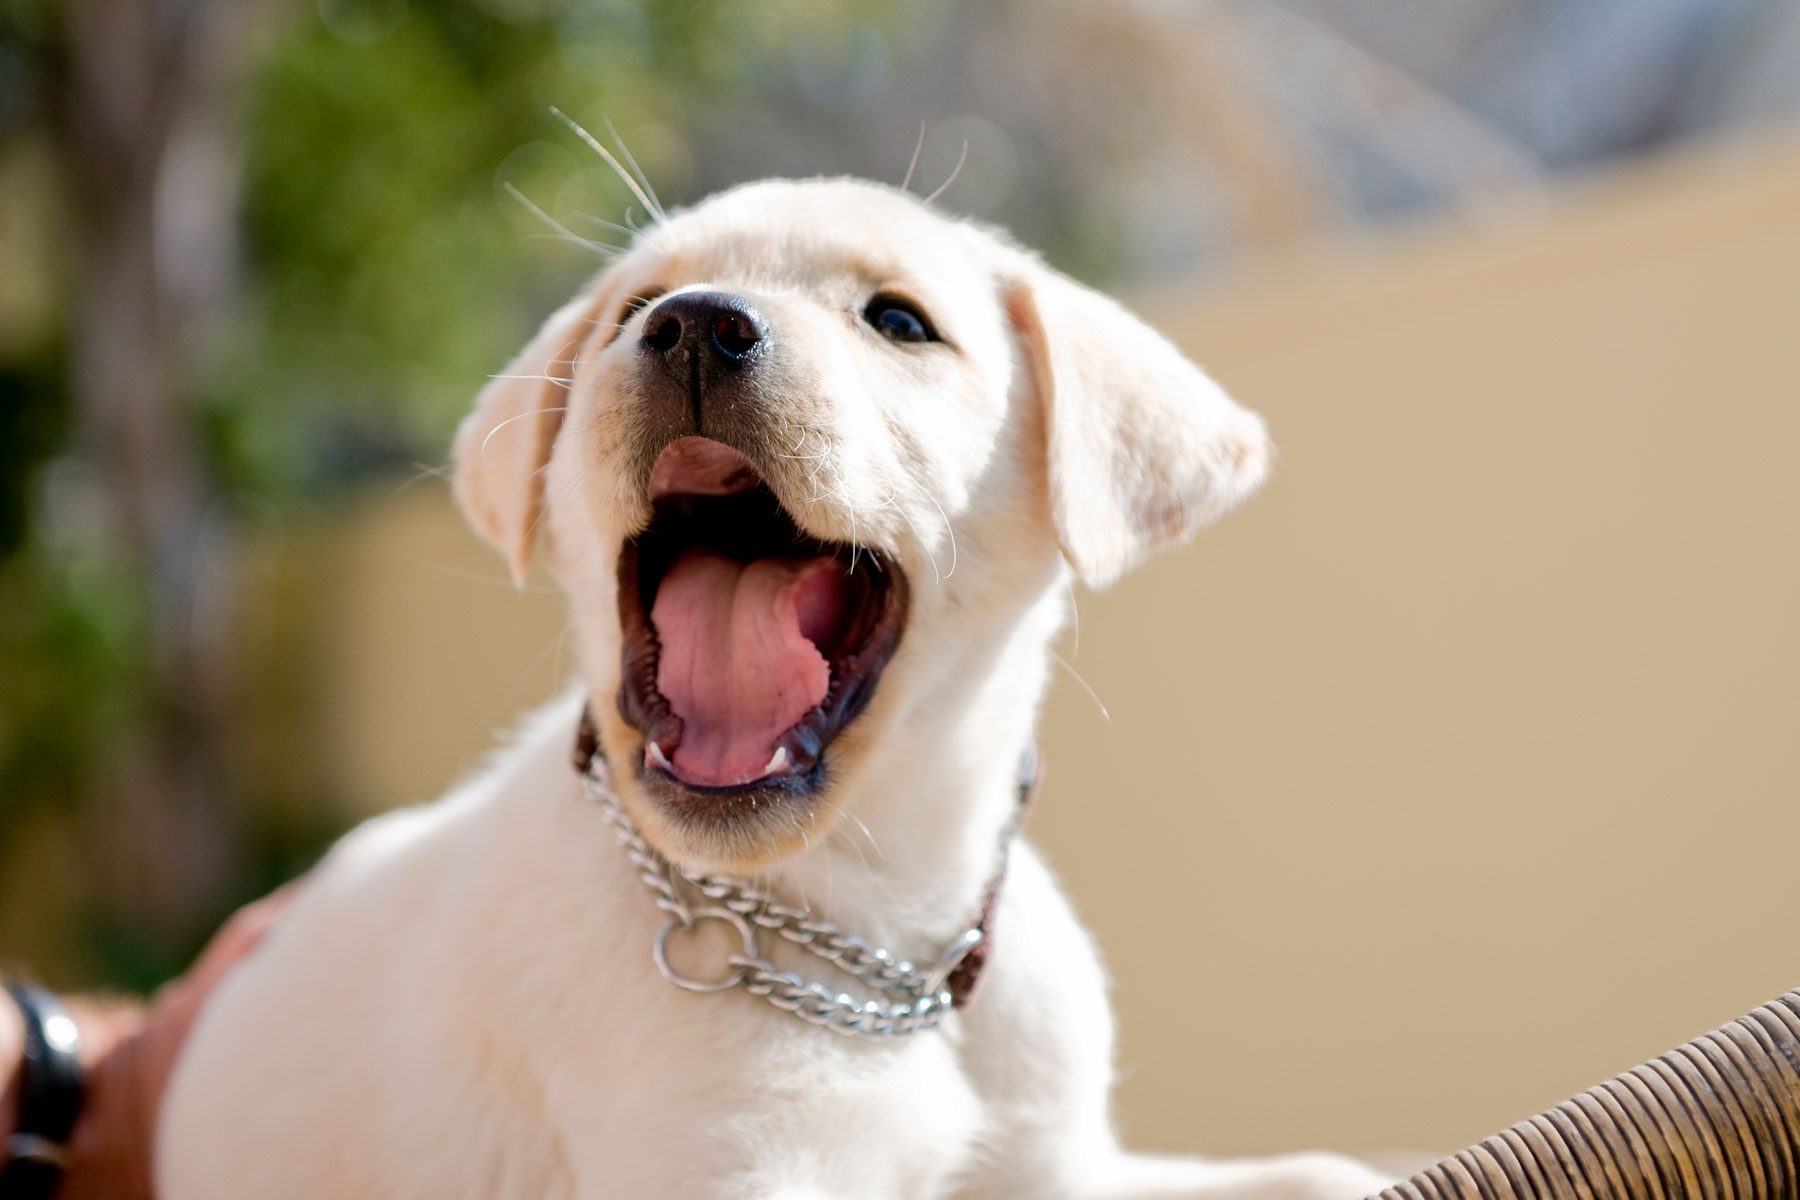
left=159, top=178, right=1386, bottom=1199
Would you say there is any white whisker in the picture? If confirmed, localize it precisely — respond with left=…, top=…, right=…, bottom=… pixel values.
left=843, top=810, right=886, bottom=864
left=900, top=121, right=926, bottom=192
left=922, top=488, right=958, bottom=579
left=900, top=489, right=957, bottom=582
left=806, top=478, right=850, bottom=507
left=486, top=373, right=572, bottom=391
left=827, top=824, right=874, bottom=877
left=548, top=620, right=576, bottom=683
left=521, top=232, right=625, bottom=255
left=601, top=115, right=668, bottom=222
left=1051, top=649, right=1111, bottom=722
left=574, top=211, right=638, bottom=240
left=526, top=457, right=591, bottom=544
left=400, top=558, right=562, bottom=593
left=490, top=620, right=579, bottom=716
left=550, top=107, right=667, bottom=225
left=1065, top=578, right=1082, bottom=657
left=888, top=499, right=943, bottom=584
left=794, top=832, right=814, bottom=912
left=481, top=406, right=570, bottom=456
left=504, top=182, right=619, bottom=256
left=924, top=140, right=968, bottom=205
left=524, top=414, right=599, bottom=543
left=394, top=461, right=451, bottom=494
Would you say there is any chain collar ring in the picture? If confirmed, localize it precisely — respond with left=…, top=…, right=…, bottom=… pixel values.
left=653, top=907, right=757, bottom=993
left=586, top=770, right=981, bottom=1038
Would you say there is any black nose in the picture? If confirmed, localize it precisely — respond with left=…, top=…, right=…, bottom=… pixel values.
left=640, top=291, right=767, bottom=370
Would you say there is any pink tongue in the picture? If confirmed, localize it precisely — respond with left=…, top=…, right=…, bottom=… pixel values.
left=651, top=549, right=847, bottom=786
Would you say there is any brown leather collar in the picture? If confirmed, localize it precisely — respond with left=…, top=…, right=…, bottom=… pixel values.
left=572, top=705, right=1037, bottom=1007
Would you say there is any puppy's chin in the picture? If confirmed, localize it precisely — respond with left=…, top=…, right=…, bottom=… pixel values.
left=600, top=721, right=850, bottom=873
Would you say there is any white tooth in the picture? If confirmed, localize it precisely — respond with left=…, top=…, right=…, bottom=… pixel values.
left=646, top=741, right=671, bottom=771
left=763, top=747, right=790, bottom=776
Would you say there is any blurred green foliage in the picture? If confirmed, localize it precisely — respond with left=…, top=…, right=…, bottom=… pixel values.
left=0, top=0, right=887, bottom=984
left=223, top=0, right=882, bottom=497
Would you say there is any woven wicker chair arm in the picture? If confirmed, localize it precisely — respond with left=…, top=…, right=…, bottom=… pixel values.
left=1369, top=989, right=1800, bottom=1200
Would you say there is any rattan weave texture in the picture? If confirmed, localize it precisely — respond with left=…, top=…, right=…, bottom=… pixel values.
left=1370, top=990, right=1800, bottom=1200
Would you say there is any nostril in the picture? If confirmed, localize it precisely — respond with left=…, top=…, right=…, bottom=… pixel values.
left=641, top=291, right=767, bottom=369
left=645, top=314, right=684, bottom=356
left=710, top=314, right=760, bottom=361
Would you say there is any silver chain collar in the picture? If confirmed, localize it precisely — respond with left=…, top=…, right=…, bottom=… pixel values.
left=584, top=770, right=983, bottom=1038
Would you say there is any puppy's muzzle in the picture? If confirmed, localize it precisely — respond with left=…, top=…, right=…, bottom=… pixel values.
left=631, top=289, right=782, bottom=463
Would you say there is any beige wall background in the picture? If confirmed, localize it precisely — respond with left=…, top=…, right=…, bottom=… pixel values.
left=281, top=135, right=1800, bottom=1159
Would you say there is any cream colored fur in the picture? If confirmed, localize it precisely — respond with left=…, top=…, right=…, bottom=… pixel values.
left=158, top=179, right=1385, bottom=1199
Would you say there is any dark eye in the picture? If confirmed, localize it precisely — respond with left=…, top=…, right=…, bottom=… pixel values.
left=864, top=295, right=936, bottom=344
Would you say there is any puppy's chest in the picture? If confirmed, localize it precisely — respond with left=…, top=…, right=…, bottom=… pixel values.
left=540, top=991, right=985, bottom=1183
left=468, top=871, right=985, bottom=1191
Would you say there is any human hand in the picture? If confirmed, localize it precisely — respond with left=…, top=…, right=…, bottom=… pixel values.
left=2, top=885, right=295, bottom=1199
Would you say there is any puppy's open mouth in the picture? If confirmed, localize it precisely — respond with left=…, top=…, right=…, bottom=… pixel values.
left=617, top=437, right=908, bottom=794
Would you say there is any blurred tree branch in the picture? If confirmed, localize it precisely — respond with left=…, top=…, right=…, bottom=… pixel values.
left=41, top=0, right=275, bottom=943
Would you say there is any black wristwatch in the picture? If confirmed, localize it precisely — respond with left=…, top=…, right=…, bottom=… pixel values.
left=1, top=982, right=86, bottom=1199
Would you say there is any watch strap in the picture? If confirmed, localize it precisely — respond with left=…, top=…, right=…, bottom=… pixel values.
left=1, top=982, right=86, bottom=1199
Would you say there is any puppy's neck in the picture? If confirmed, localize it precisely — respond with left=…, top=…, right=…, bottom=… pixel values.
left=763, top=585, right=1067, bottom=949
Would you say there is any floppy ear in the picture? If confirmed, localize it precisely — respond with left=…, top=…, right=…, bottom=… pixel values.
left=453, top=288, right=610, bottom=585
left=1004, top=260, right=1271, bottom=589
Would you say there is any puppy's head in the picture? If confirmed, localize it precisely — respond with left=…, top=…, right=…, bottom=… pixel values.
left=455, top=178, right=1267, bottom=870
